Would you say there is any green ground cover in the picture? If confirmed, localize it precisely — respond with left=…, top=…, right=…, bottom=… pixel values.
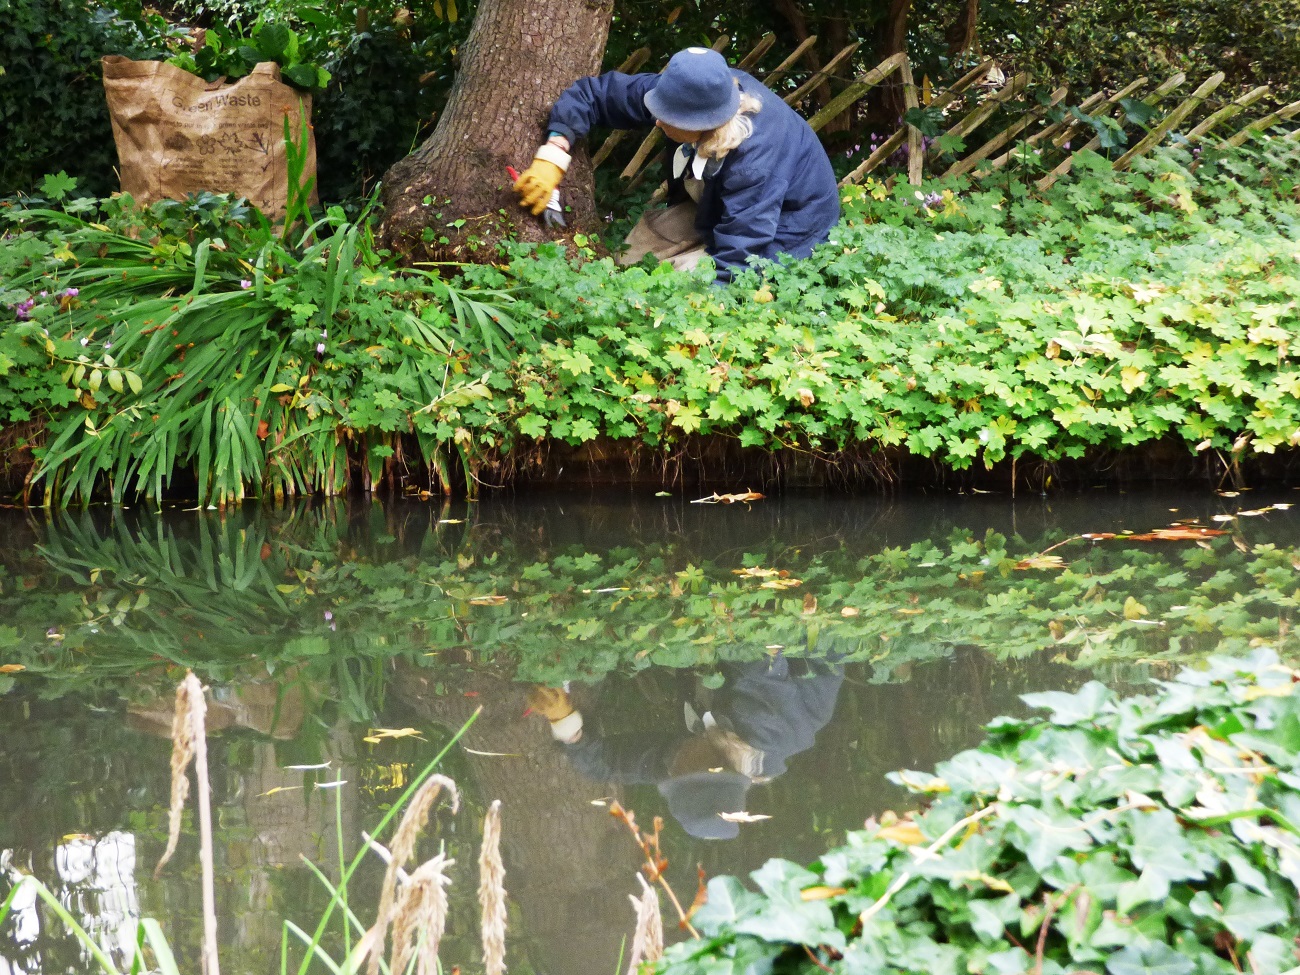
left=660, top=652, right=1300, bottom=975
left=1, top=139, right=1298, bottom=504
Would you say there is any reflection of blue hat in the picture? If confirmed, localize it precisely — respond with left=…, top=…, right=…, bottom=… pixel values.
left=644, top=48, right=741, bottom=132
left=658, top=771, right=751, bottom=840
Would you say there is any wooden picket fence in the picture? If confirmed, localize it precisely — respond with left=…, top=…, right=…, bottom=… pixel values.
left=592, top=34, right=1300, bottom=195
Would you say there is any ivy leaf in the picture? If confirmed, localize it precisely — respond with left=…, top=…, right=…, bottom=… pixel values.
left=1104, top=941, right=1194, bottom=975
left=691, top=876, right=764, bottom=936
left=1219, top=883, right=1287, bottom=938
left=1021, top=681, right=1112, bottom=725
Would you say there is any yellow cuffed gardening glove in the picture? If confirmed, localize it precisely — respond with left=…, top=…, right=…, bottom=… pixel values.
left=514, top=143, right=570, bottom=216
left=526, top=685, right=584, bottom=743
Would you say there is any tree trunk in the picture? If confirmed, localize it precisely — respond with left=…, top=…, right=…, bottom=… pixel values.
left=379, top=0, right=614, bottom=260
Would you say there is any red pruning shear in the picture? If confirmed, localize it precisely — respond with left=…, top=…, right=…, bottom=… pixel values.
left=507, top=165, right=566, bottom=229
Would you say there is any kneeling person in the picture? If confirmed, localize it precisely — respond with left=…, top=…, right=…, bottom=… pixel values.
left=514, top=47, right=840, bottom=284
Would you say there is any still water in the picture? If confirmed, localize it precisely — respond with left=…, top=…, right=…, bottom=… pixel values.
left=2, top=490, right=1298, bottom=975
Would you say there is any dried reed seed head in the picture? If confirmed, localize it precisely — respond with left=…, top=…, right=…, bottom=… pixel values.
left=626, top=875, right=664, bottom=975
left=478, top=800, right=507, bottom=975
left=364, top=774, right=461, bottom=975
left=391, top=853, right=453, bottom=975
left=154, top=674, right=201, bottom=879
left=391, top=774, right=461, bottom=871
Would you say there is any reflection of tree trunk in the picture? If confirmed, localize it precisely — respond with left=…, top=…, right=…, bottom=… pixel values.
left=393, top=670, right=636, bottom=975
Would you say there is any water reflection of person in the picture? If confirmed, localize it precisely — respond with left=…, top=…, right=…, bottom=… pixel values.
left=528, top=654, right=843, bottom=840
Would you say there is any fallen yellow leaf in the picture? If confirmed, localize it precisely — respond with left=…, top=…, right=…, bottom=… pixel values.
left=878, top=822, right=926, bottom=845
left=800, top=886, right=848, bottom=901
left=0, top=664, right=25, bottom=674
left=364, top=727, right=426, bottom=744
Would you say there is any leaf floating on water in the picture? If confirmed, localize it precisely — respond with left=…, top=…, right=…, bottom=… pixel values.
left=895, top=607, right=924, bottom=615
left=314, top=781, right=348, bottom=790
left=1015, top=554, right=1066, bottom=571
left=718, top=811, right=771, bottom=823
left=364, top=727, right=426, bottom=744
left=759, top=578, right=802, bottom=590
left=733, top=566, right=785, bottom=578
left=258, top=786, right=303, bottom=797
left=800, top=885, right=848, bottom=901
left=468, top=595, right=509, bottom=606
left=1126, top=526, right=1229, bottom=541
left=1081, top=532, right=1117, bottom=540
left=62, top=833, right=95, bottom=843
left=691, top=490, right=765, bottom=504
left=0, top=664, right=25, bottom=673
left=283, top=762, right=331, bottom=771
left=463, top=748, right=523, bottom=757
left=1211, top=514, right=1238, bottom=522
left=438, top=519, right=465, bottom=524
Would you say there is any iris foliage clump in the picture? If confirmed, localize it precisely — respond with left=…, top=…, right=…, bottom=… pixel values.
left=661, top=651, right=1300, bottom=975
left=0, top=138, right=1298, bottom=504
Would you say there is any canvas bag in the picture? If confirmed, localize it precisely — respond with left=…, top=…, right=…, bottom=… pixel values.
left=101, top=55, right=317, bottom=217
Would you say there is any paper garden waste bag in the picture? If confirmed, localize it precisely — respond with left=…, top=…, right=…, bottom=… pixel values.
left=101, top=55, right=316, bottom=218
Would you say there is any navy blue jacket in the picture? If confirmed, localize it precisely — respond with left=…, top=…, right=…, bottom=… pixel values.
left=562, top=657, right=844, bottom=785
left=548, top=68, right=840, bottom=283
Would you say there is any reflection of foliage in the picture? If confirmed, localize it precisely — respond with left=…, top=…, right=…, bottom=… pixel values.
left=3, top=505, right=1300, bottom=708
left=661, top=651, right=1300, bottom=975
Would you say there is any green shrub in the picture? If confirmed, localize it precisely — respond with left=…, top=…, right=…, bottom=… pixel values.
left=659, top=650, right=1300, bottom=975
left=313, top=26, right=444, bottom=203
left=0, top=0, right=171, bottom=196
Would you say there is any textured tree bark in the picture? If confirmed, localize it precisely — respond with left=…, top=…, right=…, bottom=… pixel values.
left=380, top=0, right=614, bottom=259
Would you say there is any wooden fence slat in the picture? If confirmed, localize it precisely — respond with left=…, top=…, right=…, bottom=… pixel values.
left=806, top=51, right=906, bottom=132
left=1224, top=99, right=1300, bottom=147
left=737, top=32, right=776, bottom=71
left=760, top=35, right=819, bottom=89
left=1049, top=77, right=1150, bottom=148
left=619, top=35, right=731, bottom=181
left=1113, top=72, right=1224, bottom=169
left=1036, top=72, right=1185, bottom=190
left=589, top=47, right=653, bottom=168
left=982, top=90, right=1107, bottom=173
left=1185, top=85, right=1269, bottom=140
left=839, top=59, right=995, bottom=186
left=926, top=59, right=996, bottom=113
left=925, top=71, right=1029, bottom=162
left=901, top=57, right=924, bottom=185
left=945, top=85, right=1068, bottom=178
left=783, top=41, right=862, bottom=108
left=839, top=129, right=908, bottom=186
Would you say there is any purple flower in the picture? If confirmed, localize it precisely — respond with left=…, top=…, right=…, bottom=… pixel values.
left=80, top=337, right=89, bottom=346
left=64, top=288, right=79, bottom=298
left=39, top=291, right=47, bottom=298
left=13, top=298, right=35, bottom=321
left=329, top=621, right=337, bottom=631
left=316, top=341, right=326, bottom=356
left=324, top=610, right=333, bottom=621
left=240, top=279, right=252, bottom=289
left=104, top=342, right=112, bottom=350
left=1062, top=141, right=1071, bottom=150
left=923, top=192, right=944, bottom=209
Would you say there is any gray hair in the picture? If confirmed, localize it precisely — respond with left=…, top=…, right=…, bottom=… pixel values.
left=697, top=90, right=763, bottom=161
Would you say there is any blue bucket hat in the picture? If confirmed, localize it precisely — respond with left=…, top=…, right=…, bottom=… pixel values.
left=644, top=47, right=741, bottom=132
left=658, top=770, right=751, bottom=840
